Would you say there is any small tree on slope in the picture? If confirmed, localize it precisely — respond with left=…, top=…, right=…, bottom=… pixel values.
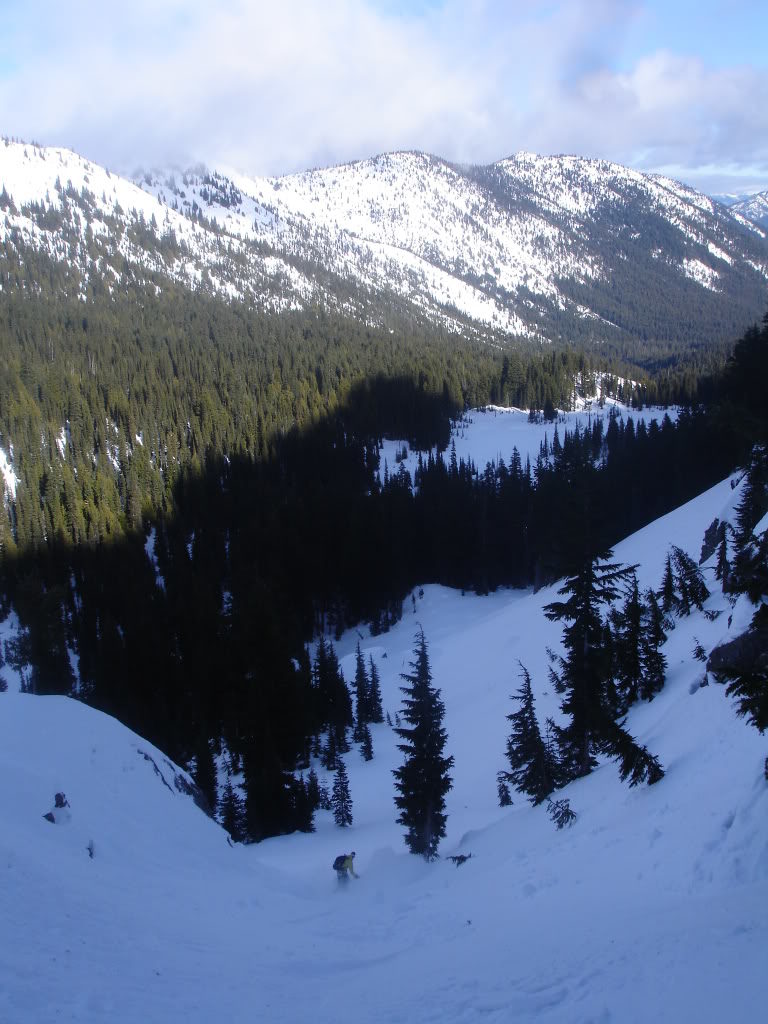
left=352, top=642, right=371, bottom=742
left=611, top=573, right=644, bottom=711
left=545, top=553, right=664, bottom=786
left=393, top=629, right=454, bottom=860
left=499, top=663, right=558, bottom=805
left=639, top=589, right=668, bottom=701
left=332, top=759, right=353, bottom=827
left=368, top=655, right=385, bottom=724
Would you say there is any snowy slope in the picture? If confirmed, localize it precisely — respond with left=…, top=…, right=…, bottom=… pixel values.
left=3, top=139, right=767, bottom=346
left=2, top=410, right=767, bottom=1022
left=728, top=190, right=768, bottom=230
left=0, top=141, right=320, bottom=312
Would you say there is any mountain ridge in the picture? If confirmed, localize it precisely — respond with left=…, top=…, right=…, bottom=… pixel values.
left=2, top=138, right=767, bottom=360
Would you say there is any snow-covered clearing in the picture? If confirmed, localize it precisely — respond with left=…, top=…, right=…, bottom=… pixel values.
left=1, top=411, right=766, bottom=1023
left=379, top=403, right=675, bottom=482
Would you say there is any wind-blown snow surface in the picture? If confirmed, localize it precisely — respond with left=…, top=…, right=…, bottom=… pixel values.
left=2, top=445, right=767, bottom=1022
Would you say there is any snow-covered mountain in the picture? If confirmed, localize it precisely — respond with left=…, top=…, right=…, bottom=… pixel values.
left=2, top=408, right=767, bottom=1023
left=2, top=138, right=767, bottom=352
left=727, top=190, right=768, bottom=230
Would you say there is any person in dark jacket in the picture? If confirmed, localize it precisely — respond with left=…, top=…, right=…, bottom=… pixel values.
left=335, top=851, right=359, bottom=880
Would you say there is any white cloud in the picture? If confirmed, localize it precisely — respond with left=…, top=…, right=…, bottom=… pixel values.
left=1, top=0, right=766, bottom=191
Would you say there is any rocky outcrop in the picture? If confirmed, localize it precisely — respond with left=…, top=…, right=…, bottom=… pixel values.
left=707, top=625, right=768, bottom=683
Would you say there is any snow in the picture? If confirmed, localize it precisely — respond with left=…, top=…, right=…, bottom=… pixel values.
left=379, top=403, right=675, bottom=484
left=0, top=442, right=18, bottom=499
left=2, top=140, right=766, bottom=342
left=682, top=257, right=720, bottom=291
left=2, top=407, right=766, bottom=1023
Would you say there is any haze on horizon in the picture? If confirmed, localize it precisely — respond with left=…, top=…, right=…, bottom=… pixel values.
left=1, top=0, right=767, bottom=196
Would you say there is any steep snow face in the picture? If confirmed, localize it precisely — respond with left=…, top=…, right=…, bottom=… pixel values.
left=2, top=432, right=767, bottom=1022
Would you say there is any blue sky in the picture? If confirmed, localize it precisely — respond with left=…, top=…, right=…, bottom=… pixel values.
left=1, top=0, right=766, bottom=193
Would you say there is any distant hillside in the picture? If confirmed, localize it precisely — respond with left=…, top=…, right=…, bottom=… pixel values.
left=728, top=190, right=768, bottom=230
left=2, top=138, right=767, bottom=363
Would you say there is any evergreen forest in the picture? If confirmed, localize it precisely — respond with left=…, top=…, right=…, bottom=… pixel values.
left=1, top=235, right=766, bottom=841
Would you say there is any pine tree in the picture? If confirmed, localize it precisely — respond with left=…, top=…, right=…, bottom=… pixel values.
left=393, top=629, right=454, bottom=859
left=306, top=766, right=321, bottom=810
left=291, top=775, right=316, bottom=833
left=313, top=636, right=353, bottom=744
left=545, top=553, right=663, bottom=786
left=546, top=797, right=577, bottom=829
left=360, top=723, right=374, bottom=761
left=660, top=553, right=677, bottom=617
left=545, top=555, right=634, bottom=779
left=497, top=775, right=513, bottom=806
left=368, top=655, right=385, bottom=723
left=219, top=778, right=246, bottom=842
left=317, top=780, right=332, bottom=811
left=321, top=727, right=338, bottom=771
left=611, top=573, right=644, bottom=710
left=671, top=546, right=710, bottom=615
left=715, top=533, right=731, bottom=590
left=499, top=663, right=557, bottom=805
left=603, top=720, right=665, bottom=787
left=639, top=589, right=667, bottom=700
left=192, top=736, right=218, bottom=814
left=332, top=759, right=353, bottom=827
left=734, top=445, right=768, bottom=549
left=352, top=642, right=370, bottom=742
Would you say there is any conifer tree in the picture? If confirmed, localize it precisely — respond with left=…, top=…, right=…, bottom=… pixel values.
left=611, top=574, right=644, bottom=710
left=193, top=736, right=218, bottom=814
left=306, top=766, right=321, bottom=810
left=292, top=775, right=316, bottom=833
left=368, top=655, right=385, bottom=723
left=352, top=642, right=370, bottom=741
left=497, top=775, right=513, bottom=806
left=317, top=780, right=332, bottom=812
left=545, top=555, right=634, bottom=779
left=313, top=637, right=353, bottom=751
left=734, top=445, right=768, bottom=549
left=393, top=629, right=453, bottom=859
left=332, top=759, right=353, bottom=827
left=639, top=589, right=667, bottom=700
left=715, top=533, right=731, bottom=589
left=660, top=553, right=677, bottom=617
left=671, top=546, right=710, bottom=615
left=545, top=553, right=663, bottom=786
left=321, top=727, right=339, bottom=771
left=546, top=797, right=577, bottom=829
left=361, top=723, right=374, bottom=762
left=499, top=663, right=557, bottom=805
left=219, top=778, right=246, bottom=843
left=603, top=720, right=665, bottom=787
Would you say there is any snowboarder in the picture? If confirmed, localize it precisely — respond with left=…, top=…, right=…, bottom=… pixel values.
left=42, top=792, right=71, bottom=825
left=333, top=851, right=359, bottom=880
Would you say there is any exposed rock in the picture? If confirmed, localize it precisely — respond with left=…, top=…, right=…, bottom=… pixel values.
left=707, top=626, right=768, bottom=684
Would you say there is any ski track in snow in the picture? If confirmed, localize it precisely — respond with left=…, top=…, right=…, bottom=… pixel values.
left=1, top=410, right=767, bottom=1023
